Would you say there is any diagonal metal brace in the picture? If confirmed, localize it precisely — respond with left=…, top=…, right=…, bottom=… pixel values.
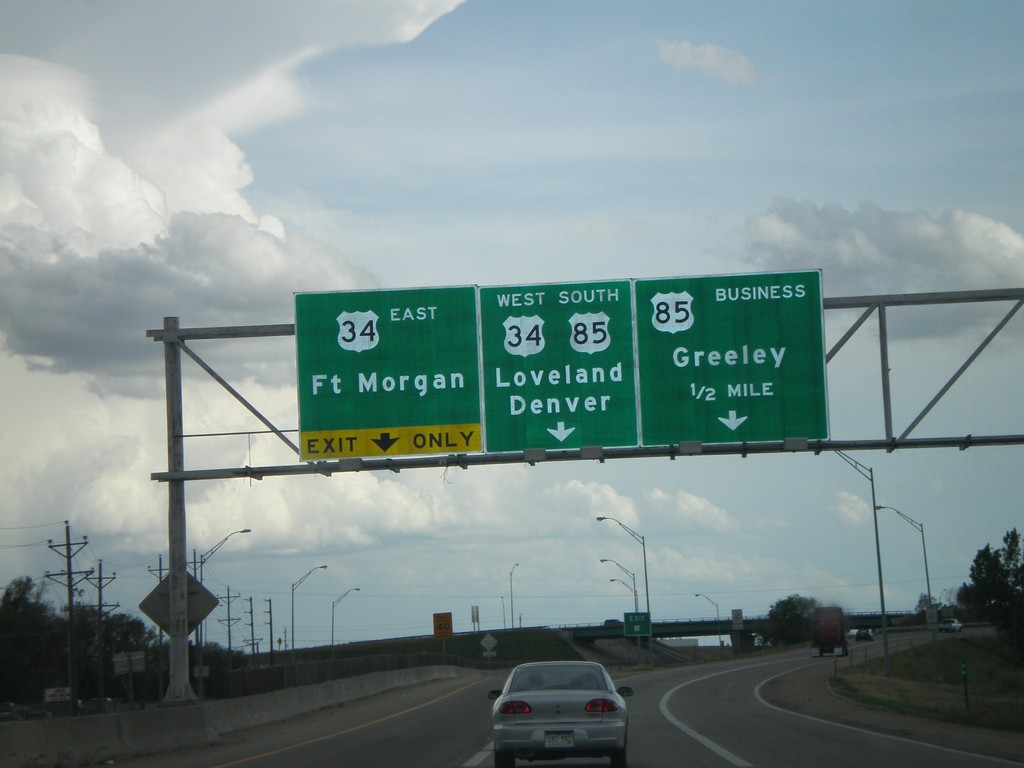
left=177, top=341, right=300, bottom=455
left=899, top=299, right=1023, bottom=440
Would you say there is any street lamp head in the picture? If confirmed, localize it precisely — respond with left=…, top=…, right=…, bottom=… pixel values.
left=240, top=528, right=252, bottom=534
left=596, top=516, right=607, bottom=521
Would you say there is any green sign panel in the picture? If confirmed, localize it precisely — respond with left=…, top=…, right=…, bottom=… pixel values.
left=479, top=280, right=638, bottom=452
left=295, top=287, right=482, bottom=460
left=294, top=271, right=829, bottom=460
left=623, top=612, right=652, bottom=637
left=635, top=271, right=828, bottom=445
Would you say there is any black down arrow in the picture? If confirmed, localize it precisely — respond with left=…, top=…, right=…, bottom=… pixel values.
left=372, top=432, right=399, bottom=452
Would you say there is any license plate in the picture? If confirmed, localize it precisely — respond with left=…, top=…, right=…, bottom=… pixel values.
left=544, top=731, right=574, bottom=748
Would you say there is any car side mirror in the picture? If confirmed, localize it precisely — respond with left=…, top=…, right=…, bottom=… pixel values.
left=617, top=686, right=634, bottom=697
left=488, top=690, right=503, bottom=700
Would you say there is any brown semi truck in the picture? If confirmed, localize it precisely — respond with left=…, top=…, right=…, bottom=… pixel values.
left=810, top=606, right=848, bottom=656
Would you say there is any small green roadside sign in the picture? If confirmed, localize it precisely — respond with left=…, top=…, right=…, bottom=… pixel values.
left=479, top=280, right=638, bottom=452
left=623, top=612, right=652, bottom=637
left=635, top=271, right=828, bottom=445
left=295, top=286, right=481, bottom=460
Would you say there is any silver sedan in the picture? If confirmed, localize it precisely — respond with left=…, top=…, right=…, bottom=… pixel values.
left=488, top=660, right=633, bottom=768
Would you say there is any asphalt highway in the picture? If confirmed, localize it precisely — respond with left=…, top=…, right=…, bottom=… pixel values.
left=112, top=638, right=1021, bottom=768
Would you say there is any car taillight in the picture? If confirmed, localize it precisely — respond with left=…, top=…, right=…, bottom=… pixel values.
left=499, top=700, right=532, bottom=715
left=585, top=698, right=619, bottom=713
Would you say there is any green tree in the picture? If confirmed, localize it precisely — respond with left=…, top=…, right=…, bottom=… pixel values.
left=960, top=528, right=1024, bottom=658
left=758, top=594, right=818, bottom=647
left=0, top=577, right=65, bottom=703
left=914, top=592, right=941, bottom=613
left=76, top=608, right=161, bottom=702
left=0, top=577, right=166, bottom=704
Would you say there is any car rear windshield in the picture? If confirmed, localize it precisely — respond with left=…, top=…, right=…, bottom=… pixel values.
left=510, top=665, right=608, bottom=692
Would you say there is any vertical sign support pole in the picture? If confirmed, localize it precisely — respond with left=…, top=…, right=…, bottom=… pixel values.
left=162, top=317, right=194, bottom=701
left=878, top=305, right=894, bottom=442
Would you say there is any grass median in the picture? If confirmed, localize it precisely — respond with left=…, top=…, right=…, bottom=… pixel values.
left=830, top=634, right=1023, bottom=731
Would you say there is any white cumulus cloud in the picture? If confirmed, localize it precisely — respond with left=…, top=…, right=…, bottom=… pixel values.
left=832, top=490, right=870, bottom=527
left=746, top=199, right=1024, bottom=296
left=657, top=40, right=761, bottom=84
left=647, top=487, right=740, bottom=534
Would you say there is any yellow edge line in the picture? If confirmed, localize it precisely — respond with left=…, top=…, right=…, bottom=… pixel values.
left=211, top=679, right=481, bottom=768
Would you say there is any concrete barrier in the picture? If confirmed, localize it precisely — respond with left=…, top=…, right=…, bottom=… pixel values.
left=207, top=664, right=477, bottom=733
left=0, top=665, right=484, bottom=768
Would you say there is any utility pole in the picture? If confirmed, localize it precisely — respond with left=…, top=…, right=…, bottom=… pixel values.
left=264, top=598, right=274, bottom=667
left=217, top=589, right=238, bottom=696
left=219, top=586, right=240, bottom=662
left=86, top=560, right=118, bottom=703
left=245, top=597, right=259, bottom=667
left=45, top=521, right=92, bottom=717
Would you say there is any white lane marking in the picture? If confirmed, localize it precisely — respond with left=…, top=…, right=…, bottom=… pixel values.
left=659, top=667, right=755, bottom=768
left=463, top=742, right=493, bottom=767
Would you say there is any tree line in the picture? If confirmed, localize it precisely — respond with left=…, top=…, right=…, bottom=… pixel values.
left=0, top=576, right=244, bottom=707
left=3, top=528, right=1021, bottom=706
left=754, top=528, right=1023, bottom=656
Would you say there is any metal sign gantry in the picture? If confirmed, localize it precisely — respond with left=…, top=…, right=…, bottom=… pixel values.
left=147, top=285, right=1023, bottom=701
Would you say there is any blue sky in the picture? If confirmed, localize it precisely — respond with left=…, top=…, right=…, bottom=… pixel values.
left=1, top=1, right=1022, bottom=650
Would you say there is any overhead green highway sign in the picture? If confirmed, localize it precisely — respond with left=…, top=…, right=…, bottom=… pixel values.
left=479, top=280, right=638, bottom=452
left=294, top=271, right=828, bottom=460
left=295, top=286, right=482, bottom=460
left=634, top=271, right=828, bottom=445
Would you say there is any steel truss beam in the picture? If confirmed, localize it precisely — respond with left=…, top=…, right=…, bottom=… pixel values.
left=148, top=287, right=1024, bottom=483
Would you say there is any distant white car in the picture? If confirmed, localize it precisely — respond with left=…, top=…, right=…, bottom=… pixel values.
left=938, top=618, right=963, bottom=632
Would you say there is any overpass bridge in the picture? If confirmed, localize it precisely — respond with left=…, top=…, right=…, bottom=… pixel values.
left=564, top=610, right=918, bottom=645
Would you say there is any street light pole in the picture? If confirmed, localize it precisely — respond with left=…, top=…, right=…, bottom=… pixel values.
left=597, top=516, right=651, bottom=664
left=610, top=579, right=639, bottom=611
left=695, top=593, right=722, bottom=657
left=601, top=559, right=638, bottom=611
left=876, top=506, right=932, bottom=609
left=291, top=565, right=327, bottom=664
left=596, top=517, right=650, bottom=615
left=837, top=451, right=892, bottom=677
left=195, top=528, right=251, bottom=698
left=509, top=564, right=519, bottom=629
left=331, top=588, right=360, bottom=657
